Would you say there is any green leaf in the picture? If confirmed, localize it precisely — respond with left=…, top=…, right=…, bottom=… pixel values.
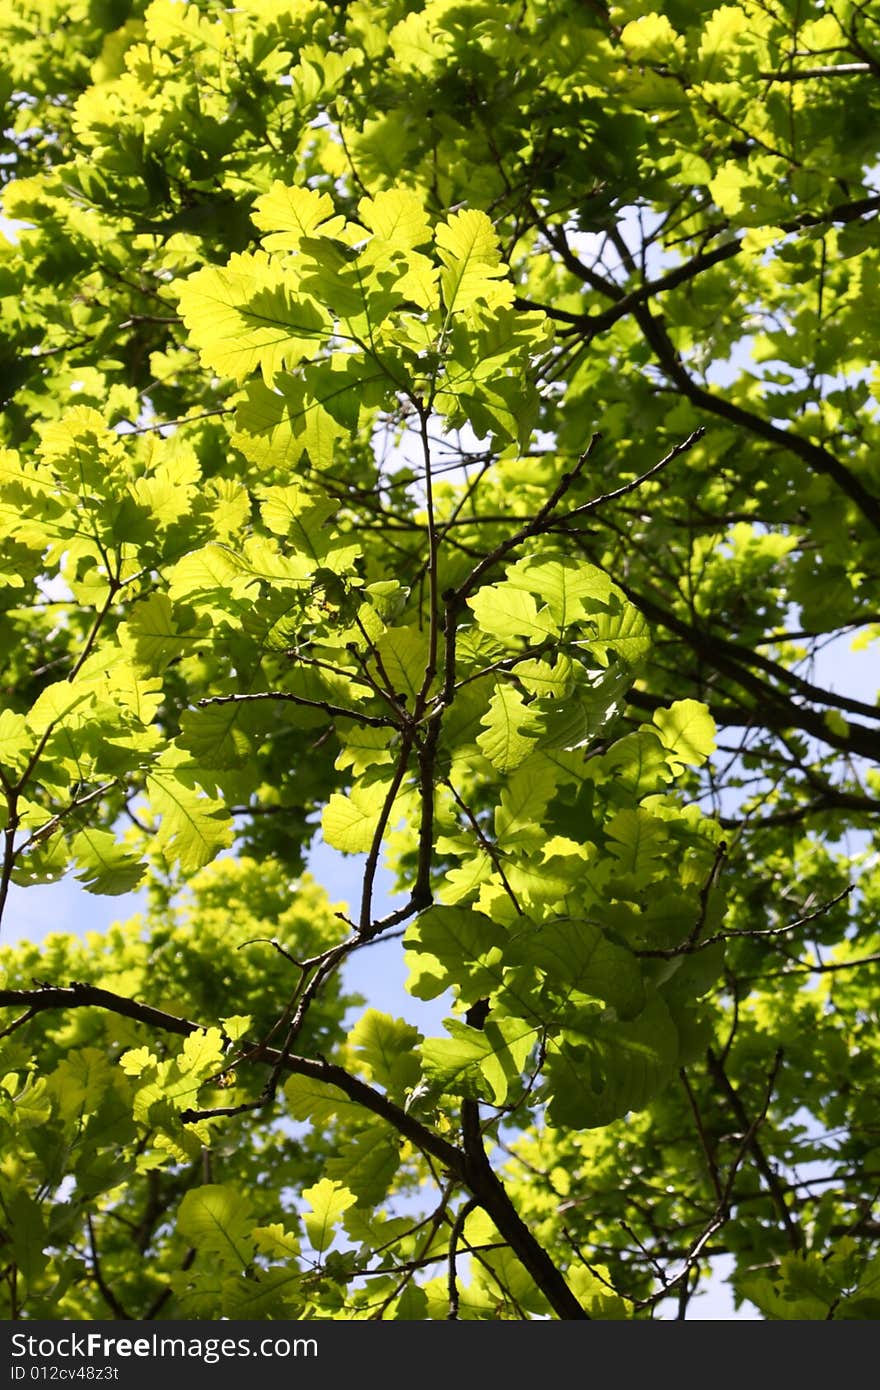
left=467, top=584, right=558, bottom=644
left=6, top=1190, right=49, bottom=1286
left=372, top=625, right=431, bottom=705
left=506, top=556, right=613, bottom=625
left=325, top=1125, right=401, bottom=1205
left=395, top=1283, right=430, bottom=1320
left=177, top=703, right=253, bottom=770
left=589, top=729, right=670, bottom=795
left=71, top=828, right=146, bottom=895
left=10, top=1077, right=52, bottom=1131
left=508, top=917, right=646, bottom=1020
left=476, top=681, right=542, bottom=772
left=177, top=1185, right=255, bottom=1268
left=358, top=189, right=432, bottom=249
left=284, top=1075, right=365, bottom=1125
left=258, top=483, right=356, bottom=571
left=605, top=808, right=668, bottom=882
left=349, top=1009, right=422, bottom=1097
left=47, top=1048, right=115, bottom=1122
left=403, top=906, right=507, bottom=1003
left=420, top=1019, right=497, bottom=1101
left=119, top=592, right=194, bottom=671
left=494, top=762, right=558, bottom=850
left=26, top=678, right=95, bottom=734
left=146, top=750, right=233, bottom=872
left=253, top=183, right=346, bottom=252
left=652, top=700, right=717, bottom=774
left=569, top=1264, right=631, bottom=1319
left=420, top=1014, right=545, bottom=1106
left=582, top=601, right=651, bottom=669
left=334, top=725, right=395, bottom=776
left=545, top=994, right=680, bottom=1128
left=301, top=1178, right=356, bottom=1253
left=179, top=1027, right=226, bottom=1081
left=435, top=208, right=512, bottom=314
left=322, top=782, right=391, bottom=854
left=0, top=709, right=31, bottom=775
left=252, top=1223, right=301, bottom=1260
left=11, top=831, right=70, bottom=888
left=620, top=12, right=683, bottom=61
left=478, top=1014, right=540, bottom=1104
left=176, top=252, right=329, bottom=384
left=709, top=161, right=750, bottom=216
left=221, top=1015, right=252, bottom=1043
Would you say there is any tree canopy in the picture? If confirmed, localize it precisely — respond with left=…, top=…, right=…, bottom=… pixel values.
left=1, top=0, right=879, bottom=1321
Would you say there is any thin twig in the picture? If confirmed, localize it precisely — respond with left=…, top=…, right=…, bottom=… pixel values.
left=679, top=1067, right=724, bottom=1204
left=449, top=435, right=603, bottom=609
left=759, top=62, right=871, bottom=79
left=637, top=883, right=852, bottom=959
left=447, top=1197, right=479, bottom=1319
left=558, top=428, right=706, bottom=523
left=198, top=690, right=395, bottom=727
left=0, top=1008, right=37, bottom=1041
left=707, top=1047, right=802, bottom=1251
left=86, top=1214, right=132, bottom=1320
left=441, top=775, right=524, bottom=916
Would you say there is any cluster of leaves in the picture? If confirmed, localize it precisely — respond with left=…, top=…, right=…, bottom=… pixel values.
left=1, top=0, right=879, bottom=1320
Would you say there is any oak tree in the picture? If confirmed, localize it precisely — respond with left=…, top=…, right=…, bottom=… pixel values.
left=1, top=0, right=879, bottom=1320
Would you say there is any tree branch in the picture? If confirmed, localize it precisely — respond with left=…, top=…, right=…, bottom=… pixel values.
left=630, top=305, right=880, bottom=533
left=706, top=1047, right=802, bottom=1251
left=198, top=691, right=396, bottom=727
left=0, top=979, right=589, bottom=1319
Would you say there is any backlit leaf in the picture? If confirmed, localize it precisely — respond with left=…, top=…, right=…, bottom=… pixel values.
left=302, top=1178, right=356, bottom=1253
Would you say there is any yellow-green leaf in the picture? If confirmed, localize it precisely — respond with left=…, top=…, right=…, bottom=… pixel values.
left=301, top=1178, right=356, bottom=1253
